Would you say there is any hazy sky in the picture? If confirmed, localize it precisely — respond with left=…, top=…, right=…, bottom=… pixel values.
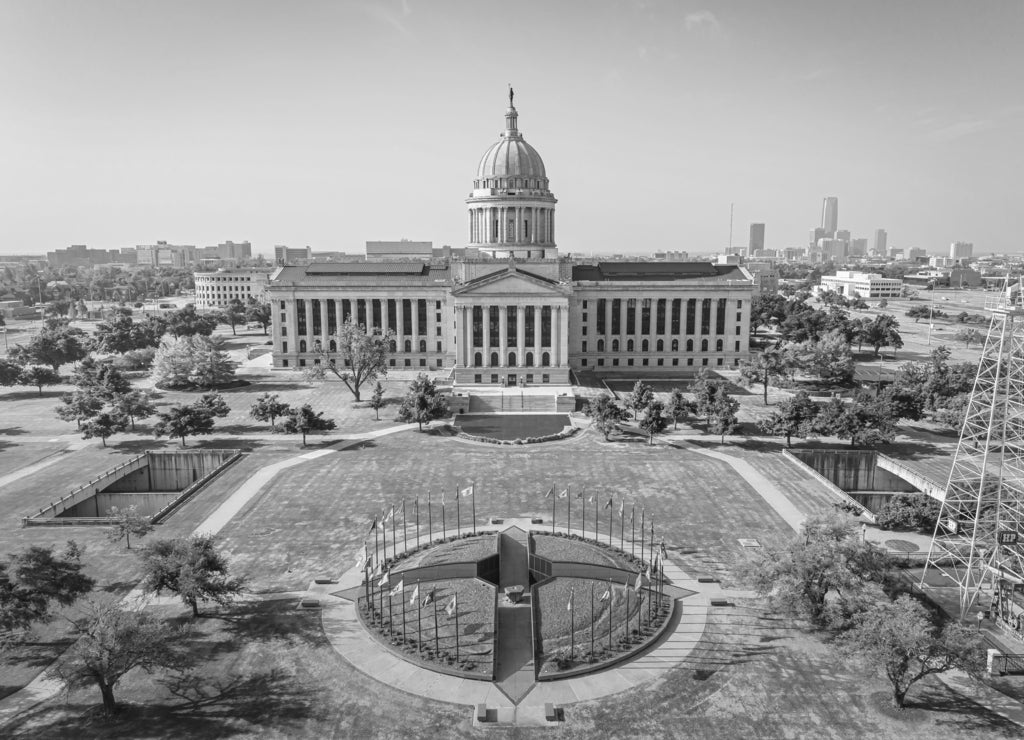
left=2, top=0, right=1022, bottom=257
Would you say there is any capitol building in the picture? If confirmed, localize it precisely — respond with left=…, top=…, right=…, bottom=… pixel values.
left=267, top=95, right=753, bottom=386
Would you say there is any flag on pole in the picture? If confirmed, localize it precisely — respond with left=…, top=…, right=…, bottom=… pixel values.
left=630, top=505, right=635, bottom=522
left=355, top=544, right=367, bottom=569
left=389, top=579, right=404, bottom=597
left=368, top=517, right=378, bottom=533
left=575, top=489, right=584, bottom=499
left=634, top=571, right=643, bottom=592
left=544, top=484, right=554, bottom=499
left=441, top=490, right=446, bottom=505
left=567, top=588, right=574, bottom=612
left=422, top=587, right=435, bottom=607
left=588, top=494, right=595, bottom=503
left=384, top=505, right=395, bottom=523
left=409, top=583, right=419, bottom=605
left=644, top=564, right=652, bottom=581
left=445, top=593, right=457, bottom=617
left=618, top=499, right=624, bottom=516
left=604, top=497, right=613, bottom=510
left=372, top=561, right=382, bottom=579
left=599, top=587, right=611, bottom=601
left=660, top=541, right=668, bottom=559
left=558, top=488, right=569, bottom=499
left=460, top=484, right=474, bottom=497
left=379, top=570, right=390, bottom=587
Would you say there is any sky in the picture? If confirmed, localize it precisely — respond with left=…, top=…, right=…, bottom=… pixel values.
left=1, top=0, right=1022, bottom=257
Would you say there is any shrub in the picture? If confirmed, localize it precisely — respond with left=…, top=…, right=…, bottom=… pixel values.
left=112, top=347, right=157, bottom=370
left=875, top=494, right=941, bottom=532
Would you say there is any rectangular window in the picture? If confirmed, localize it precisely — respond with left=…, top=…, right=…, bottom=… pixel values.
left=735, top=341, right=741, bottom=351
left=656, top=299, right=666, bottom=334
left=357, top=299, right=367, bottom=328
left=526, top=373, right=534, bottom=383
left=327, top=301, right=337, bottom=334
left=641, top=299, right=651, bottom=334
left=686, top=299, right=696, bottom=334
left=474, top=374, right=482, bottom=383
left=612, top=358, right=619, bottom=366
left=282, top=359, right=289, bottom=367
left=279, top=301, right=285, bottom=310
left=418, top=299, right=428, bottom=336
left=716, top=298, right=727, bottom=335
left=542, top=374, right=549, bottom=383
left=342, top=299, right=352, bottom=323
left=541, top=306, right=552, bottom=347
left=390, top=359, right=396, bottom=367
left=299, top=359, right=306, bottom=367
left=281, top=327, right=287, bottom=336
left=642, top=358, right=649, bottom=366
left=388, top=299, right=397, bottom=331
left=702, top=358, right=708, bottom=366
left=436, top=312, right=441, bottom=323
left=597, top=358, right=605, bottom=366
left=473, top=305, right=483, bottom=346
left=372, top=299, right=382, bottom=330
left=611, top=299, right=621, bottom=334
left=437, top=326, right=442, bottom=336
left=436, top=341, right=442, bottom=352
left=405, top=358, right=411, bottom=367
left=701, top=299, right=711, bottom=335
left=491, top=373, right=499, bottom=384
left=686, top=358, right=692, bottom=366
left=582, top=358, right=588, bottom=366
left=596, top=298, right=606, bottom=334
left=735, top=326, right=741, bottom=335
left=626, top=299, right=636, bottom=335
left=582, top=341, right=587, bottom=352
left=436, top=300, right=441, bottom=310
left=280, top=311, right=286, bottom=324
left=736, top=312, right=742, bottom=323
left=282, top=341, right=288, bottom=353
left=525, top=306, right=536, bottom=346
left=296, top=299, right=307, bottom=334
left=582, top=326, right=587, bottom=335
left=507, top=304, right=517, bottom=347
left=670, top=299, right=681, bottom=335
left=420, top=358, right=426, bottom=367
left=627, top=358, right=634, bottom=366
left=717, top=358, right=724, bottom=366
left=737, top=300, right=743, bottom=309
left=402, top=299, right=413, bottom=336
left=489, top=306, right=500, bottom=346
left=582, top=300, right=588, bottom=309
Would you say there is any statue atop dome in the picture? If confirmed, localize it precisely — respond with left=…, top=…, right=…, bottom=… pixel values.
left=509, top=85, right=514, bottom=107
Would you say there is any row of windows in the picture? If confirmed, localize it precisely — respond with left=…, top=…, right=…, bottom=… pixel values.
left=471, top=351, right=550, bottom=367
left=586, top=297, right=740, bottom=336
left=474, top=373, right=550, bottom=384
left=197, top=276, right=256, bottom=282
left=281, top=357, right=443, bottom=370
left=583, top=338, right=741, bottom=353
left=284, top=339, right=443, bottom=354
left=582, top=357, right=740, bottom=368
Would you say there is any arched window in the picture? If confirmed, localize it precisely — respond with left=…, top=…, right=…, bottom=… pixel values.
left=474, top=352, right=482, bottom=367
left=627, top=339, right=634, bottom=352
left=313, top=339, right=322, bottom=352
left=508, top=352, right=516, bottom=367
left=642, top=339, right=649, bottom=352
left=389, top=339, right=397, bottom=352
left=299, top=340, right=307, bottom=353
left=597, top=339, right=605, bottom=352
left=490, top=351, right=499, bottom=367
left=404, top=339, right=412, bottom=353
left=701, top=339, right=709, bottom=352
left=612, top=339, right=619, bottom=352
left=419, top=339, right=427, bottom=353
left=541, top=352, right=550, bottom=367
left=657, top=339, right=664, bottom=352
left=684, top=339, right=691, bottom=352
left=329, top=340, right=337, bottom=352
left=716, top=339, right=723, bottom=352
left=526, top=352, right=534, bottom=367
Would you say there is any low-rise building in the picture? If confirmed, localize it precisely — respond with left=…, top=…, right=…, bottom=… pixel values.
left=193, top=268, right=272, bottom=309
left=819, top=271, right=904, bottom=298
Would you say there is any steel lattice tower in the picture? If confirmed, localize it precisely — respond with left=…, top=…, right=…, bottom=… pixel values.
left=922, top=281, right=1024, bottom=618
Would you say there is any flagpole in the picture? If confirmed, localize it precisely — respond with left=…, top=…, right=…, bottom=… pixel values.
left=471, top=483, right=477, bottom=535
left=417, top=579, right=422, bottom=656
left=390, top=505, right=396, bottom=557
left=625, top=579, right=630, bottom=643
left=608, top=578, right=613, bottom=653
left=631, top=504, right=636, bottom=557
left=415, top=498, right=420, bottom=548
left=551, top=485, right=556, bottom=534
left=608, top=499, right=613, bottom=546
left=590, top=583, right=595, bottom=658
left=640, top=507, right=646, bottom=565
left=402, top=583, right=407, bottom=640
left=388, top=583, right=393, bottom=636
left=402, top=498, right=408, bottom=555
left=427, top=489, right=433, bottom=544
left=379, top=573, right=384, bottom=628
left=454, top=596, right=460, bottom=664
left=567, top=484, right=572, bottom=536
left=570, top=587, right=575, bottom=661
left=594, top=496, right=598, bottom=542
left=619, top=502, right=625, bottom=547
left=433, top=593, right=439, bottom=657
left=363, top=556, right=370, bottom=621
left=382, top=515, right=388, bottom=566
left=581, top=490, right=587, bottom=541
left=442, top=494, right=447, bottom=539
left=373, top=518, right=380, bottom=575
left=455, top=486, right=461, bottom=536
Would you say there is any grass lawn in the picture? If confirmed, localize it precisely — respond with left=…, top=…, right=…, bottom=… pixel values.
left=454, top=413, right=571, bottom=440
left=398, top=533, right=498, bottom=569
left=532, top=533, right=637, bottom=569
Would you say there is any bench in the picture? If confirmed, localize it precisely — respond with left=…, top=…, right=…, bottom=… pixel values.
left=476, top=704, right=487, bottom=722
left=709, top=598, right=732, bottom=607
left=545, top=703, right=559, bottom=722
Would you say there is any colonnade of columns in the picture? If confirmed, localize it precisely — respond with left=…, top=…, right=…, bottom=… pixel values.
left=292, top=296, right=434, bottom=355
left=468, top=205, right=554, bottom=245
left=455, top=302, right=569, bottom=369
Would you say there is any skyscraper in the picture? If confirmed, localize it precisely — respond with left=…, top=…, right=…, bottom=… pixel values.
left=748, top=223, right=765, bottom=256
left=950, top=241, right=974, bottom=263
left=873, top=229, right=887, bottom=256
left=821, top=197, right=839, bottom=234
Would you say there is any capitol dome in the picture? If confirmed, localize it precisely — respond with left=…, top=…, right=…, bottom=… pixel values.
left=476, top=121, right=547, bottom=181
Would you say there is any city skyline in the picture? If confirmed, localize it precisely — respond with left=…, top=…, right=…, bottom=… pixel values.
left=1, top=0, right=1021, bottom=256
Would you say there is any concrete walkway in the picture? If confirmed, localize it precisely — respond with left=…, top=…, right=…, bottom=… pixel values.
left=0, top=422, right=422, bottom=728
left=494, top=528, right=535, bottom=703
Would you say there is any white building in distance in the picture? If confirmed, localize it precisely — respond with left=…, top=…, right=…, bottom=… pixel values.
left=819, top=271, right=904, bottom=299
left=194, top=268, right=273, bottom=309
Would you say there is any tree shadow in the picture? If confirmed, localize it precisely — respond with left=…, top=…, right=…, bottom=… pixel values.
left=0, top=426, right=29, bottom=436
left=0, top=389, right=66, bottom=401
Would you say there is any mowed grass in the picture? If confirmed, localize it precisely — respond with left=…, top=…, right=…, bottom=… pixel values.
left=454, top=413, right=571, bottom=440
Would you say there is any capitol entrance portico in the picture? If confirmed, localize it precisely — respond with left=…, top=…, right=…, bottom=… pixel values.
left=452, top=263, right=571, bottom=386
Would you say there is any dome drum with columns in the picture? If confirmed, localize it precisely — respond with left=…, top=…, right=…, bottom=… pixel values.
left=467, top=90, right=557, bottom=259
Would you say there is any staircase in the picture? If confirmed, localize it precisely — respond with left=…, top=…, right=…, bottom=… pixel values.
left=467, top=394, right=559, bottom=413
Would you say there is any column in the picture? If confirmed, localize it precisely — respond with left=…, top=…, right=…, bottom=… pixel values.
left=304, top=299, right=313, bottom=348
left=482, top=305, right=490, bottom=367
left=463, top=306, right=471, bottom=366
left=498, top=208, right=505, bottom=244
left=335, top=299, right=344, bottom=333
left=533, top=304, right=542, bottom=367
left=531, top=207, right=537, bottom=244
left=619, top=299, right=628, bottom=346
left=517, top=305, right=526, bottom=366
left=560, top=304, right=569, bottom=367
left=605, top=298, right=613, bottom=338
left=396, top=299, right=405, bottom=352
left=553, top=306, right=560, bottom=366
left=411, top=298, right=420, bottom=354
left=319, top=299, right=329, bottom=346
left=499, top=306, right=508, bottom=367
left=380, top=298, right=389, bottom=336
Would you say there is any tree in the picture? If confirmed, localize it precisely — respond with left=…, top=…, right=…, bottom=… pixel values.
left=112, top=389, right=157, bottom=431
left=0, top=358, right=23, bottom=386
left=369, top=381, right=385, bottom=420
left=249, top=392, right=291, bottom=429
left=787, top=330, right=855, bottom=384
left=165, top=305, right=218, bottom=338
left=738, top=346, right=792, bottom=405
left=664, top=388, right=692, bottom=430
left=905, top=305, right=932, bottom=323
left=689, top=368, right=719, bottom=420
left=281, top=403, right=337, bottom=445
left=757, top=391, right=819, bottom=447
left=55, top=390, right=105, bottom=429
left=953, top=327, right=983, bottom=349
left=223, top=298, right=247, bottom=336
left=814, top=394, right=896, bottom=448
left=81, top=411, right=128, bottom=447
left=9, top=318, right=89, bottom=371
left=740, top=512, right=892, bottom=627
left=750, top=293, right=788, bottom=335
left=187, top=336, right=236, bottom=389
left=624, top=380, right=655, bottom=420
left=875, top=494, right=941, bottom=532
left=196, top=391, right=230, bottom=418
left=310, top=317, right=393, bottom=401
left=92, top=309, right=163, bottom=353
left=48, top=601, right=191, bottom=714
left=933, top=392, right=970, bottom=432
left=153, top=403, right=216, bottom=447
left=245, top=299, right=271, bottom=335
left=639, top=399, right=668, bottom=445
left=151, top=336, right=196, bottom=389
left=864, top=314, right=904, bottom=357
left=584, top=393, right=630, bottom=441
left=18, top=364, right=61, bottom=395
left=878, top=298, right=888, bottom=310
left=396, top=374, right=449, bottom=432
left=1, top=541, right=94, bottom=634
left=838, top=595, right=983, bottom=708
left=140, top=535, right=244, bottom=617
left=706, top=392, right=740, bottom=443
left=96, top=365, right=132, bottom=399
left=106, top=504, right=154, bottom=548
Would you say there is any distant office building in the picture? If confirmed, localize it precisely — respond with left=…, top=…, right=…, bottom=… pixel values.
left=873, top=229, right=887, bottom=257
left=835, top=229, right=850, bottom=243
left=748, top=223, right=765, bottom=256
left=950, top=241, right=974, bottom=264
left=908, top=247, right=928, bottom=261
left=821, top=197, right=839, bottom=234
left=849, top=238, right=868, bottom=257
left=810, top=227, right=827, bottom=248
left=652, top=250, right=689, bottom=261
left=193, top=268, right=272, bottom=309
left=366, top=240, right=433, bottom=261
left=275, top=245, right=313, bottom=266
left=818, top=238, right=848, bottom=262
left=746, top=261, right=779, bottom=294
left=819, top=271, right=903, bottom=298
left=214, top=241, right=252, bottom=261
left=136, top=241, right=196, bottom=268
left=47, top=244, right=121, bottom=267
left=929, top=256, right=955, bottom=268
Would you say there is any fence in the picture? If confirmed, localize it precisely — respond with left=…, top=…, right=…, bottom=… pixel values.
left=990, top=652, right=1024, bottom=676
